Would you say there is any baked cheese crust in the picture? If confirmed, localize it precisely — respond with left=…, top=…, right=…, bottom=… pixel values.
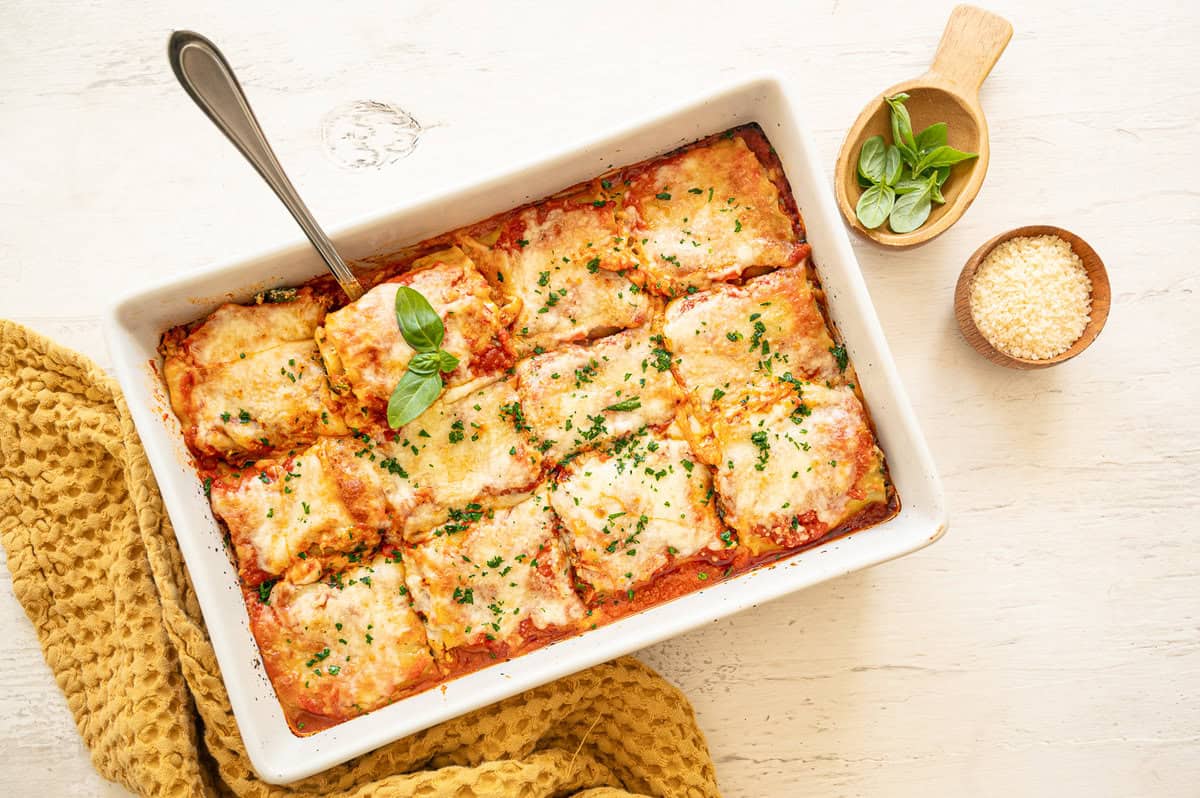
left=316, top=247, right=512, bottom=412
left=514, top=327, right=682, bottom=462
left=163, top=288, right=349, bottom=461
left=709, top=382, right=886, bottom=552
left=621, top=135, right=807, bottom=296
left=372, top=377, right=545, bottom=542
left=464, top=197, right=651, bottom=355
left=210, top=436, right=390, bottom=586
left=549, top=433, right=729, bottom=596
left=662, top=264, right=844, bottom=424
left=403, top=489, right=586, bottom=660
left=246, top=557, right=437, bottom=730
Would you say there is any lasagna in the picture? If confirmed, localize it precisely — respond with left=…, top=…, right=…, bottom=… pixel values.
left=161, top=124, right=898, bottom=734
left=162, top=288, right=349, bottom=461
left=462, top=196, right=651, bottom=355
left=549, top=433, right=731, bottom=599
left=514, top=327, right=682, bottom=462
left=403, top=489, right=586, bottom=662
left=620, top=135, right=810, bottom=295
left=316, top=247, right=511, bottom=412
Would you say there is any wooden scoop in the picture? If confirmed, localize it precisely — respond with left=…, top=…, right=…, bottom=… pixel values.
left=834, top=5, right=1013, bottom=248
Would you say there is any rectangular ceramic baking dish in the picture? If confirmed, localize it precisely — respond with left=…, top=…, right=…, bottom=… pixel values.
left=104, top=74, right=946, bottom=784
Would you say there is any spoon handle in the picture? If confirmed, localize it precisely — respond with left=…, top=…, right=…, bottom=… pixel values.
left=928, top=5, right=1013, bottom=95
left=167, top=31, right=364, bottom=302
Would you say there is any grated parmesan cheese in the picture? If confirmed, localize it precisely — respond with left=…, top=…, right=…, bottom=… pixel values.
left=968, top=234, right=1092, bottom=360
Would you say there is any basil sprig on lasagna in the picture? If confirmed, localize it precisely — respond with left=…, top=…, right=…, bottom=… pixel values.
left=387, top=286, right=459, bottom=428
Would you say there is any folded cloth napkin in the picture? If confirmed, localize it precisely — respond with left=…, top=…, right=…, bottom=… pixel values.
left=0, top=320, right=720, bottom=798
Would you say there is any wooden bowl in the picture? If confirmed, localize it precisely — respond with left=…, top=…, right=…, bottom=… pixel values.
left=954, top=225, right=1110, bottom=369
left=834, top=5, right=1013, bottom=248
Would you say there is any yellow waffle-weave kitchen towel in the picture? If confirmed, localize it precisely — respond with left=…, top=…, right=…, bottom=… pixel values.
left=0, top=320, right=720, bottom=798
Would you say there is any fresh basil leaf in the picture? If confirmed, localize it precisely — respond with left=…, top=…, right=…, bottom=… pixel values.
left=915, top=122, right=947, bottom=152
left=408, top=351, right=442, bottom=375
left=935, top=165, right=951, bottom=186
left=436, top=350, right=460, bottom=373
left=857, top=135, right=887, bottom=183
left=930, top=181, right=945, bottom=204
left=914, top=145, right=978, bottom=176
left=387, top=369, right=443, bottom=428
left=893, top=177, right=928, bottom=194
left=393, top=286, right=444, bottom=352
left=855, top=183, right=895, bottom=229
left=883, top=145, right=903, bottom=186
left=888, top=179, right=934, bottom=233
left=857, top=172, right=874, bottom=189
left=885, top=94, right=917, bottom=152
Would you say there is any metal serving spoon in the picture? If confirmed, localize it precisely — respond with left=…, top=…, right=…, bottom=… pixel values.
left=168, top=31, right=365, bottom=301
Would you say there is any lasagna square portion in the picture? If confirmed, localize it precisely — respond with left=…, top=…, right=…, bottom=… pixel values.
left=162, top=288, right=349, bottom=461
left=621, top=134, right=807, bottom=296
left=373, top=377, right=545, bottom=542
left=662, top=264, right=845, bottom=421
left=549, top=433, right=730, bottom=597
left=210, top=436, right=391, bottom=586
left=463, top=197, right=651, bottom=356
left=514, top=327, right=682, bottom=462
left=709, top=382, right=887, bottom=553
left=316, top=247, right=512, bottom=413
left=403, top=490, right=585, bottom=661
left=247, top=557, right=437, bottom=731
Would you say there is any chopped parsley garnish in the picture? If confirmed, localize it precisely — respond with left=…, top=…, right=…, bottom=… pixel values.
left=256, top=579, right=277, bottom=605
left=499, top=401, right=531, bottom=432
left=603, top=397, right=642, bottom=412
left=829, top=344, right=849, bottom=372
left=305, top=647, right=331, bottom=667
left=750, top=430, right=770, bottom=471
left=379, top=457, right=409, bottom=478
left=453, top=586, right=475, bottom=605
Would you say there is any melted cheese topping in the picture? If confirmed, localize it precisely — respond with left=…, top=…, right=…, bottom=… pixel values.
left=248, top=557, right=437, bottom=726
left=316, top=247, right=511, bottom=411
left=622, top=136, right=805, bottom=295
left=549, top=434, right=727, bottom=595
left=404, top=491, right=585, bottom=658
left=514, top=327, right=682, bottom=462
left=163, top=289, right=348, bottom=460
left=179, top=342, right=349, bottom=460
left=211, top=436, right=390, bottom=584
left=464, top=199, right=650, bottom=355
left=174, top=289, right=329, bottom=366
left=662, top=265, right=842, bottom=422
left=710, top=382, right=886, bottom=551
left=373, top=377, right=544, bottom=541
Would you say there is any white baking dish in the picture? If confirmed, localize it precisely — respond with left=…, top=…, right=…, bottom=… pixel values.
left=104, top=74, right=946, bottom=784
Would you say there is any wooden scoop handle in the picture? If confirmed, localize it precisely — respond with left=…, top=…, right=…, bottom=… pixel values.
left=928, top=5, right=1013, bottom=95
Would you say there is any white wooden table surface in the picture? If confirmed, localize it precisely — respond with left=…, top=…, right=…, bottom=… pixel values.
left=2, top=1, right=1197, bottom=795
